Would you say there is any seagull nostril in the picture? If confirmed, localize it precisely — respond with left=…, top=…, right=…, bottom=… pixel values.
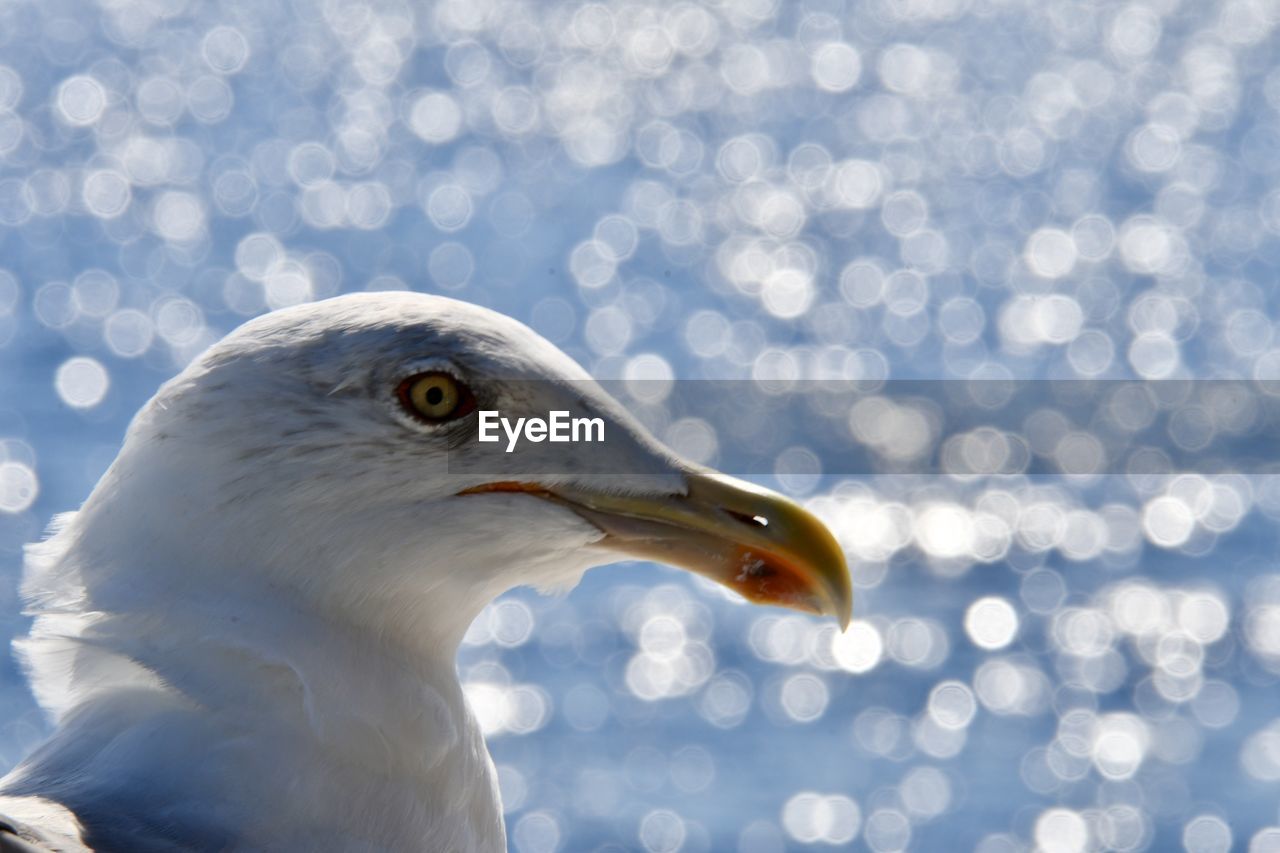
left=727, top=509, right=769, bottom=529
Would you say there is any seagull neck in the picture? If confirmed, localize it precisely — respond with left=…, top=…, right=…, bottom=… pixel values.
left=13, top=539, right=507, bottom=850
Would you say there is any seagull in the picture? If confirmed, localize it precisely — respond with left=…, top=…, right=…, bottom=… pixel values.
left=0, top=292, right=851, bottom=852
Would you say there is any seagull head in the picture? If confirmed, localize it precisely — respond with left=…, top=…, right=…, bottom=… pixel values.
left=103, top=292, right=850, bottom=651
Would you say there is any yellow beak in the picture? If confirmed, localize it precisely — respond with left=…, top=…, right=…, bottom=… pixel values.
left=459, top=470, right=852, bottom=628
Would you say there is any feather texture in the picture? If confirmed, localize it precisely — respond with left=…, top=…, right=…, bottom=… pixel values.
left=2, top=294, right=684, bottom=851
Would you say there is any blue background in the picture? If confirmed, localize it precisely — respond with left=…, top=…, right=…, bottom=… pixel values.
left=2, top=0, right=1280, bottom=850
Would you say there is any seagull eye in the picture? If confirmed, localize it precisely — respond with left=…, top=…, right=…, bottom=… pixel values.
left=397, top=372, right=475, bottom=423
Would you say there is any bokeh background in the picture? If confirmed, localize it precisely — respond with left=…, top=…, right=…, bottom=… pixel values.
left=2, top=0, right=1280, bottom=850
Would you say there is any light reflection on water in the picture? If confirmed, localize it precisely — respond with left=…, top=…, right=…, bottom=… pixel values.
left=2, top=0, right=1280, bottom=849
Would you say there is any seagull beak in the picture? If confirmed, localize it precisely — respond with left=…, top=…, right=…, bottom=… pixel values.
left=458, top=470, right=852, bottom=628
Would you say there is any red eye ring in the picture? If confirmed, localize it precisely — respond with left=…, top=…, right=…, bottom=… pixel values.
left=396, top=372, right=477, bottom=423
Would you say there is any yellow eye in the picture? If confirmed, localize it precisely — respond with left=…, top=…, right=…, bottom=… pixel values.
left=396, top=372, right=475, bottom=422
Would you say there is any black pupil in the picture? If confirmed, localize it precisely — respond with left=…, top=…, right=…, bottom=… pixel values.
left=425, top=385, right=445, bottom=406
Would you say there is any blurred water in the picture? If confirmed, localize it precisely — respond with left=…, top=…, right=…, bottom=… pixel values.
left=3, top=0, right=1280, bottom=850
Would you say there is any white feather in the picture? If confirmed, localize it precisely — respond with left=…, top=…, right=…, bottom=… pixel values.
left=2, top=293, right=685, bottom=851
